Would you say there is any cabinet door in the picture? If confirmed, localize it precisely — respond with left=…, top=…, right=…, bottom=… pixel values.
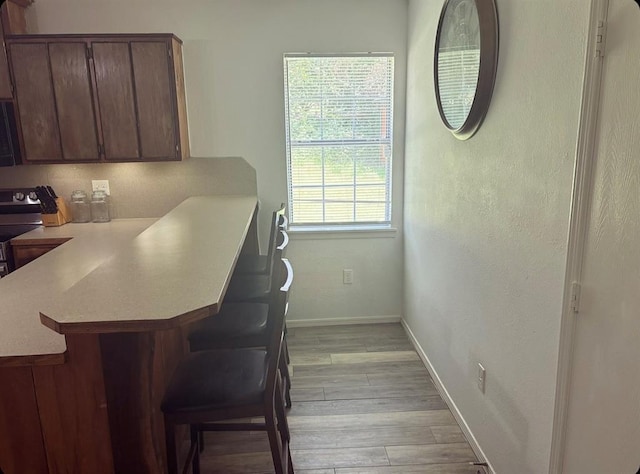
left=0, top=21, right=13, bottom=99
left=92, top=42, right=140, bottom=160
left=12, top=242, right=66, bottom=269
left=131, top=41, right=177, bottom=160
left=49, top=42, right=100, bottom=161
left=9, top=42, right=62, bottom=161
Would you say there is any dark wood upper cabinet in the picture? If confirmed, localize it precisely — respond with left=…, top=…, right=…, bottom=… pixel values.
left=6, top=34, right=189, bottom=164
left=0, top=21, right=13, bottom=99
left=92, top=42, right=140, bottom=160
left=9, top=42, right=62, bottom=161
left=131, top=41, right=177, bottom=160
left=49, top=42, right=100, bottom=161
left=0, top=0, right=32, bottom=99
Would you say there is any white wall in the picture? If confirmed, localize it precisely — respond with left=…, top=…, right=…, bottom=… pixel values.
left=404, top=1, right=589, bottom=472
left=27, top=0, right=408, bottom=323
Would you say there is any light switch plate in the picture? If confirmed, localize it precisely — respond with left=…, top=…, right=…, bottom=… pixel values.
left=343, top=269, right=354, bottom=284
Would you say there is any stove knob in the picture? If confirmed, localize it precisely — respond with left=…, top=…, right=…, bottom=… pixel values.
left=28, top=191, right=38, bottom=201
left=14, top=192, right=26, bottom=201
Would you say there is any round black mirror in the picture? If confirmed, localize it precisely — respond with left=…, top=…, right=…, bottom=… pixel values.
left=434, top=0, right=499, bottom=140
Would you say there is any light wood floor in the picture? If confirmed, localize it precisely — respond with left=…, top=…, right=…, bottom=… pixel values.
left=200, top=323, right=486, bottom=474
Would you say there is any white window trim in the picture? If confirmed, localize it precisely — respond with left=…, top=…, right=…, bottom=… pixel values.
left=283, top=52, right=395, bottom=231
left=288, top=224, right=398, bottom=240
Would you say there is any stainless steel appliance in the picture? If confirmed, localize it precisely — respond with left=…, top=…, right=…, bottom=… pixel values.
left=0, top=188, right=42, bottom=276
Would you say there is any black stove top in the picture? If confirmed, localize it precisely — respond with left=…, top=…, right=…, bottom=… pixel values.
left=0, top=223, right=41, bottom=242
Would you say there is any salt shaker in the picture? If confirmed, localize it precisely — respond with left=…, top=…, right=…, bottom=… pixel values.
left=90, top=190, right=110, bottom=222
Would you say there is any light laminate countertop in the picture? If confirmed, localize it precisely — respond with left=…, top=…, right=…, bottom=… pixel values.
left=0, top=218, right=155, bottom=365
left=40, top=195, right=257, bottom=334
left=0, top=195, right=257, bottom=366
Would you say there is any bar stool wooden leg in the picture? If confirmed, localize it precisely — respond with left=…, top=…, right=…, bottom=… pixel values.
left=279, top=347, right=292, bottom=408
left=284, top=330, right=291, bottom=365
left=276, top=377, right=291, bottom=442
left=164, top=420, right=179, bottom=474
left=275, top=375, right=293, bottom=473
left=288, top=449, right=294, bottom=474
left=190, top=425, right=201, bottom=474
left=266, top=405, right=286, bottom=474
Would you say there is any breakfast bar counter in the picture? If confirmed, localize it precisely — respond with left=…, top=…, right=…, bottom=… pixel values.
left=0, top=195, right=258, bottom=474
left=40, top=195, right=257, bottom=334
left=0, top=218, right=155, bottom=365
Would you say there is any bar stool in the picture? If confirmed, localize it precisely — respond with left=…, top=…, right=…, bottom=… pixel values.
left=162, top=258, right=294, bottom=474
left=233, top=203, right=286, bottom=276
left=224, top=228, right=289, bottom=304
left=188, top=229, right=292, bottom=406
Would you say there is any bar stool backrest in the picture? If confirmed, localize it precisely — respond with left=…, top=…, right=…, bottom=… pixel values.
left=264, top=257, right=293, bottom=403
left=263, top=203, right=286, bottom=276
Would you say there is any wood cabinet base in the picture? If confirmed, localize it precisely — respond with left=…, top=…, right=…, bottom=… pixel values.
left=0, top=366, right=48, bottom=474
left=0, top=329, right=187, bottom=474
left=12, top=239, right=70, bottom=269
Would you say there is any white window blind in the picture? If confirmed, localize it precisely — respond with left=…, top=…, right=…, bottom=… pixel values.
left=437, top=49, right=480, bottom=129
left=283, top=54, right=394, bottom=227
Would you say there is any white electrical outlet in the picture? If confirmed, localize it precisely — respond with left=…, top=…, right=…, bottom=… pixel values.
left=343, top=269, right=354, bottom=284
left=477, top=363, right=486, bottom=393
left=92, top=179, right=110, bottom=196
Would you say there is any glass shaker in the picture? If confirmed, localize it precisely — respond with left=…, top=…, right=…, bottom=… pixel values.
left=70, top=190, right=91, bottom=223
left=90, top=190, right=110, bottom=222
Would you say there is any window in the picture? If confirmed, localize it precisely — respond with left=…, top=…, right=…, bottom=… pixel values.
left=283, top=53, right=394, bottom=228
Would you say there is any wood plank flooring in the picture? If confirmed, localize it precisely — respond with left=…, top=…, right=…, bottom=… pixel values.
left=199, top=323, right=486, bottom=474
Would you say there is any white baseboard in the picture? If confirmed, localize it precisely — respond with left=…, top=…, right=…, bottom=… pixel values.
left=287, top=315, right=402, bottom=328
left=401, top=319, right=495, bottom=474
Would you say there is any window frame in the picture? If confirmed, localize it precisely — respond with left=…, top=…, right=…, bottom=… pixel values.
left=283, top=52, right=395, bottom=231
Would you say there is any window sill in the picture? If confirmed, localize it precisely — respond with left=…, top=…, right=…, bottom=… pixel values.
left=288, top=225, right=398, bottom=240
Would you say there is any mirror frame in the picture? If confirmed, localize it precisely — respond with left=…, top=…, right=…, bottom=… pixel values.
left=434, top=0, right=499, bottom=140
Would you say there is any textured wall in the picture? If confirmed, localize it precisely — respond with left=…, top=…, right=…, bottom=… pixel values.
left=404, top=0, right=588, bottom=472
left=26, top=0, right=407, bottom=322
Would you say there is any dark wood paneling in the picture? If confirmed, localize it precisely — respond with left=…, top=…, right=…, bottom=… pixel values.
left=48, top=42, right=99, bottom=161
left=92, top=42, right=140, bottom=160
left=9, top=42, right=62, bottom=161
left=32, top=334, right=115, bottom=474
left=0, top=21, right=13, bottom=99
left=0, top=352, right=65, bottom=368
left=0, top=366, right=48, bottom=474
left=99, top=329, right=186, bottom=474
left=131, top=41, right=177, bottom=160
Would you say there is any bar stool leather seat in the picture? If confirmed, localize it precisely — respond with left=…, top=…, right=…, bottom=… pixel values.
left=161, top=349, right=268, bottom=413
left=189, top=303, right=269, bottom=351
left=224, top=274, right=271, bottom=303
left=234, top=254, right=270, bottom=275
left=225, top=228, right=289, bottom=303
